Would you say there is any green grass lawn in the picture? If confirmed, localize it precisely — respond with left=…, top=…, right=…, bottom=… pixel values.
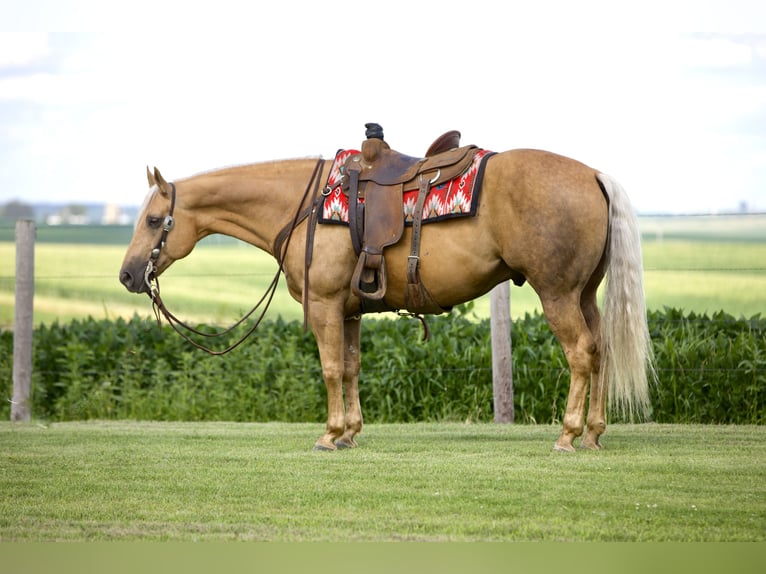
left=1, top=421, right=764, bottom=542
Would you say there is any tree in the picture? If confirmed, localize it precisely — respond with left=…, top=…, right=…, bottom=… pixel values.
left=1, top=200, right=35, bottom=220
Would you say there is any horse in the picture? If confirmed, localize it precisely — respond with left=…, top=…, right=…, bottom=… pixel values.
left=119, top=138, right=654, bottom=452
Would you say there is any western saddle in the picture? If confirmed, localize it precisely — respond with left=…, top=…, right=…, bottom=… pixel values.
left=343, top=123, right=481, bottom=315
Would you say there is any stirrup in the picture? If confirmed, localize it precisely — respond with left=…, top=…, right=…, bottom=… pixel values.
left=350, top=251, right=387, bottom=300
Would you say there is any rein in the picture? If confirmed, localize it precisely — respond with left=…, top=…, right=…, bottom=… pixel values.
left=144, top=158, right=326, bottom=355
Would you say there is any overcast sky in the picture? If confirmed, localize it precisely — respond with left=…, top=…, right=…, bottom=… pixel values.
left=1, top=0, right=765, bottom=213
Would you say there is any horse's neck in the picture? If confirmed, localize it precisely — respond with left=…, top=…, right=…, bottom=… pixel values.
left=179, top=159, right=322, bottom=254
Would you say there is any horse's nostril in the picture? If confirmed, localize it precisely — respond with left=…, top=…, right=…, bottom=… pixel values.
left=119, top=270, right=133, bottom=288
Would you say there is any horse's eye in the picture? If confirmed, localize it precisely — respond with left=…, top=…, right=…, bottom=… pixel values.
left=146, top=216, right=162, bottom=229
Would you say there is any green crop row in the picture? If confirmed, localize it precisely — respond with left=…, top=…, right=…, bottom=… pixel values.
left=1, top=306, right=764, bottom=424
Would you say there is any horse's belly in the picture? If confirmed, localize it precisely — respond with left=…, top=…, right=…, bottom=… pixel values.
left=380, top=224, right=509, bottom=308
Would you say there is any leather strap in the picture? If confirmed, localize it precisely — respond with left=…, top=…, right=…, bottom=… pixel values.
left=404, top=171, right=447, bottom=315
left=302, top=160, right=327, bottom=330
left=273, top=159, right=326, bottom=266
left=406, top=173, right=431, bottom=286
left=347, top=165, right=363, bottom=256
left=149, top=182, right=177, bottom=265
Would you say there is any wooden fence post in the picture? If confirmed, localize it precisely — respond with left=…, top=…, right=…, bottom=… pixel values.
left=11, top=219, right=35, bottom=422
left=490, top=281, right=514, bottom=423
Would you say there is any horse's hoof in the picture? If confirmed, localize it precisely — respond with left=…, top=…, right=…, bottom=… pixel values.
left=553, top=442, right=576, bottom=453
left=335, top=438, right=357, bottom=450
left=313, top=442, right=336, bottom=452
left=581, top=440, right=603, bottom=450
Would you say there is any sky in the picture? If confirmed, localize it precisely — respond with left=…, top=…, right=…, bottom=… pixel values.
left=1, top=0, right=765, bottom=214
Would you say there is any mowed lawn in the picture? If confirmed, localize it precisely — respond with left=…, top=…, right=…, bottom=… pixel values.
left=1, top=421, right=764, bottom=542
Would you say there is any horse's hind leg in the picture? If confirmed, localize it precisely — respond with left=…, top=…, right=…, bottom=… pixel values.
left=581, top=289, right=606, bottom=450
left=541, top=294, right=599, bottom=452
left=336, top=316, right=363, bottom=449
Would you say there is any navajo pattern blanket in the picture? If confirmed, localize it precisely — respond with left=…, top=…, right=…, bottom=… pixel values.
left=319, top=148, right=494, bottom=226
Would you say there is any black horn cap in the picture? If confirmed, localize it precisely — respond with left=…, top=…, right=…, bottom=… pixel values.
left=365, top=123, right=384, bottom=140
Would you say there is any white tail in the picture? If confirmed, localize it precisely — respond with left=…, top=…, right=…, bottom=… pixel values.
left=597, top=173, right=656, bottom=420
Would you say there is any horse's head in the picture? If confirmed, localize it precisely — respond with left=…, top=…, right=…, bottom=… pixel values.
left=119, top=167, right=196, bottom=294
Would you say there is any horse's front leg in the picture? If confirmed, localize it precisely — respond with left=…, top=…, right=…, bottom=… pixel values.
left=309, top=305, right=349, bottom=451
left=336, top=316, right=362, bottom=449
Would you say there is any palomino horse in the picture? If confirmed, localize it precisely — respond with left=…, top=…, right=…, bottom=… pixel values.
left=119, top=140, right=654, bottom=452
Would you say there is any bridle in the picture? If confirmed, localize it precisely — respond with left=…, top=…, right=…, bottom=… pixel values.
left=143, top=158, right=325, bottom=355
left=143, top=182, right=177, bottom=293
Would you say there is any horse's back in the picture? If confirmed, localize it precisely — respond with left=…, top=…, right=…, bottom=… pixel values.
left=482, top=148, right=605, bottom=225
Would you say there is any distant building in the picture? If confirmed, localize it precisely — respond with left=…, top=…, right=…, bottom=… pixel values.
left=45, top=206, right=89, bottom=225
left=102, top=203, right=132, bottom=225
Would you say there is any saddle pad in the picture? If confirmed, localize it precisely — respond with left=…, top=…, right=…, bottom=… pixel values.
left=319, top=149, right=495, bottom=226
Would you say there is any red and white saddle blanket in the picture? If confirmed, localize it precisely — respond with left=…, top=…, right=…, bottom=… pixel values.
left=319, top=149, right=494, bottom=226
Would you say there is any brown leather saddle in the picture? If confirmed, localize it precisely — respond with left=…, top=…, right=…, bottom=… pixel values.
left=343, top=123, right=480, bottom=314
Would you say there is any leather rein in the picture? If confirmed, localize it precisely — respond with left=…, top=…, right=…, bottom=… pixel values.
left=143, top=158, right=326, bottom=355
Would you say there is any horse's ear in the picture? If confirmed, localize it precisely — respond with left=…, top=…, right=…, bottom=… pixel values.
left=146, top=166, right=156, bottom=187
left=153, top=167, right=170, bottom=198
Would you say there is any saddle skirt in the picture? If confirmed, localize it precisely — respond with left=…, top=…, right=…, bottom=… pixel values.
left=320, top=148, right=494, bottom=227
